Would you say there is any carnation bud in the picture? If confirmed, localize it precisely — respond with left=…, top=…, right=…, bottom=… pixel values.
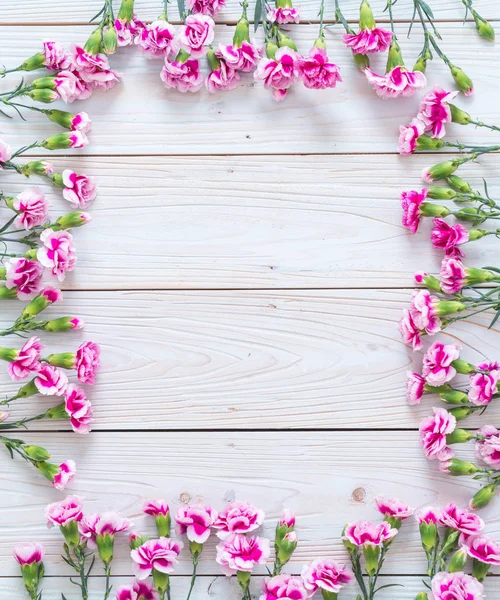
left=18, top=52, right=46, bottom=72
left=31, top=76, right=57, bottom=90
left=36, top=460, right=60, bottom=483
left=27, top=89, right=59, bottom=103
left=472, top=558, right=491, bottom=582
left=16, top=379, right=39, bottom=400
left=46, top=352, right=76, bottom=369
left=469, top=484, right=497, bottom=511
left=22, top=160, right=54, bottom=177
left=415, top=273, right=441, bottom=292
left=354, top=53, right=370, bottom=70
left=435, top=301, right=466, bottom=316
left=44, top=109, right=77, bottom=129
left=359, top=0, right=376, bottom=30
left=23, top=445, right=51, bottom=461
left=446, top=175, right=472, bottom=194
left=277, top=31, right=297, bottom=51
left=206, top=48, right=221, bottom=71
left=49, top=173, right=65, bottom=188
left=419, top=520, right=439, bottom=553
left=442, top=458, right=478, bottom=476
left=85, top=26, right=104, bottom=55
left=233, top=15, right=251, bottom=47
left=41, top=132, right=80, bottom=150
left=475, top=18, right=495, bottom=41
left=448, top=407, right=475, bottom=421
left=45, top=403, right=69, bottom=420
left=0, top=410, right=9, bottom=422
left=103, top=25, right=118, bottom=55
left=44, top=317, right=84, bottom=332
left=55, top=211, right=92, bottom=229
left=446, top=428, right=474, bottom=444
left=118, top=0, right=135, bottom=20
left=0, top=347, right=19, bottom=362
left=423, top=161, right=461, bottom=182
left=363, top=544, right=380, bottom=576
left=449, top=548, right=469, bottom=573
left=416, top=136, right=445, bottom=152
left=450, top=66, right=473, bottom=95
left=449, top=104, right=471, bottom=125
left=415, top=593, right=429, bottom=600
left=22, top=287, right=62, bottom=318
left=439, top=390, right=469, bottom=405
left=419, top=202, right=451, bottom=218
left=276, top=531, right=298, bottom=567
left=451, top=359, right=475, bottom=374
left=441, top=529, right=459, bottom=553
left=0, top=286, right=18, bottom=300
left=129, top=532, right=149, bottom=550
left=427, top=186, right=457, bottom=200
left=413, top=56, right=427, bottom=73
left=266, top=42, right=279, bottom=59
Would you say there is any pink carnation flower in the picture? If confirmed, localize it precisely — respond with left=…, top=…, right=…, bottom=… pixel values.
left=43, top=41, right=71, bottom=70
left=267, top=7, right=300, bottom=24
left=62, top=170, right=98, bottom=208
left=375, top=497, right=414, bottom=520
left=475, top=425, right=500, bottom=468
left=5, top=258, right=43, bottom=300
left=260, top=574, right=309, bottom=600
left=54, top=71, right=88, bottom=103
left=0, top=137, right=12, bottom=166
left=72, top=46, right=120, bottom=91
left=296, top=47, right=342, bottom=90
left=13, top=542, right=44, bottom=566
left=175, top=503, right=217, bottom=543
left=401, top=188, right=428, bottom=233
left=53, top=460, right=76, bottom=490
left=8, top=337, right=43, bottom=381
left=399, top=309, right=423, bottom=351
left=186, top=0, right=226, bottom=17
left=422, top=341, right=460, bottom=386
left=46, top=495, right=84, bottom=527
left=416, top=506, right=441, bottom=524
left=419, top=407, right=456, bottom=461
left=206, top=58, right=240, bottom=93
left=440, top=256, right=467, bottom=295
left=406, top=372, right=426, bottom=405
left=80, top=512, right=131, bottom=549
left=37, top=228, right=77, bottom=282
left=70, top=112, right=92, bottom=133
left=279, top=508, right=295, bottom=528
left=34, top=365, right=69, bottom=396
left=343, top=28, right=393, bottom=54
left=216, top=533, right=270, bottom=575
left=161, top=57, right=204, bottom=93
left=131, top=538, right=183, bottom=580
left=115, top=16, right=145, bottom=47
left=417, top=87, right=459, bottom=139
left=116, top=580, right=159, bottom=600
left=301, top=559, right=353, bottom=594
left=469, top=369, right=499, bottom=406
left=364, top=66, right=426, bottom=99
left=75, top=341, right=101, bottom=385
left=410, top=289, right=442, bottom=335
left=439, top=503, right=484, bottom=536
left=219, top=42, right=261, bottom=72
left=343, top=521, right=398, bottom=546
left=213, top=501, right=265, bottom=539
left=65, top=384, right=93, bottom=434
left=179, top=15, right=215, bottom=59
left=144, top=500, right=170, bottom=516
left=398, top=119, right=425, bottom=156
left=431, top=219, right=469, bottom=257
left=431, top=571, right=484, bottom=600
left=254, top=47, right=297, bottom=102
left=135, top=21, right=176, bottom=58
left=13, top=187, right=49, bottom=230
left=464, top=535, right=500, bottom=565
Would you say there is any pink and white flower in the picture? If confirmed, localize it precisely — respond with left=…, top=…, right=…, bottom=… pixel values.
left=12, top=187, right=49, bottom=230
left=43, top=41, right=71, bottom=70
left=301, top=559, right=353, bottom=595
left=186, top=0, right=225, bottom=17
left=179, top=15, right=215, bottom=59
left=279, top=508, right=295, bottom=529
left=364, top=66, right=426, bottom=99
left=131, top=537, right=183, bottom=580
left=46, top=495, right=84, bottom=527
left=416, top=506, right=441, bottom=524
left=343, top=28, right=393, bottom=54
left=35, top=365, right=68, bottom=396
left=422, top=341, right=460, bottom=386
left=430, top=571, right=484, bottom=600
left=463, top=535, right=500, bottom=565
left=213, top=501, right=265, bottom=539
left=65, top=384, right=93, bottom=434
left=53, top=460, right=76, bottom=490
left=5, top=258, right=43, bottom=300
left=375, top=497, right=414, bottom=520
left=216, top=533, right=270, bottom=575
left=75, top=341, right=101, bottom=385
left=469, top=369, right=499, bottom=406
left=62, top=170, right=98, bottom=208
left=115, top=16, right=145, bottom=47
left=267, top=7, right=300, bottom=24
left=296, top=47, right=342, bottom=90
left=343, top=521, right=398, bottom=546
left=431, top=219, right=469, bottom=257
left=406, top=372, right=426, bottom=405
left=175, top=504, right=217, bottom=543
left=54, top=71, right=89, bottom=103
left=13, top=542, right=44, bottom=566
left=410, top=290, right=442, bottom=335
left=439, top=504, right=484, bottom=536
left=0, top=137, right=12, bottom=166
left=401, top=188, right=429, bottom=233
left=254, top=47, right=297, bottom=102
left=8, top=337, right=43, bottom=381
left=419, top=407, right=456, bottom=461
left=116, top=580, right=159, bottom=600
left=399, top=309, right=423, bottom=351
left=475, top=425, right=500, bottom=468
left=398, top=119, right=425, bottom=156
left=144, top=500, right=170, bottom=517
left=80, top=512, right=131, bottom=549
left=70, top=112, right=92, bottom=133
left=37, top=228, right=77, bottom=282
left=260, top=574, right=309, bottom=600
left=219, top=42, right=261, bottom=72
left=161, top=57, right=204, bottom=93
left=417, top=88, right=459, bottom=139
left=440, top=256, right=467, bottom=294
left=206, top=58, right=240, bottom=93
left=72, top=46, right=120, bottom=90
left=136, top=21, right=176, bottom=58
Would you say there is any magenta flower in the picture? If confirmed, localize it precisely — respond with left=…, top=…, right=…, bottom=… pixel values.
left=5, top=259, right=43, bottom=300
left=422, top=341, right=461, bottom=386
left=343, top=28, right=392, bottom=54
left=409, top=290, right=442, bottom=335
left=439, top=504, right=484, bottom=536
left=0, top=137, right=12, bottom=166
left=399, top=309, right=423, bottom=351
left=400, top=188, right=429, bottom=233
left=216, top=533, right=270, bottom=575
left=72, top=46, right=119, bottom=91
left=475, top=426, right=500, bottom=468
left=364, top=66, right=426, bottom=99
left=213, top=501, right=265, bottom=539
left=115, top=16, right=144, bottom=47
left=296, top=47, right=342, bottom=90
left=35, top=365, right=68, bottom=396
left=432, top=219, right=469, bottom=257
left=343, top=521, right=398, bottom=546
left=54, top=71, right=88, bottom=103
left=135, top=21, right=176, bottom=58
left=52, top=460, right=76, bottom=490
left=70, top=112, right=92, bottom=133
left=417, top=87, right=459, bottom=139
left=469, top=369, right=499, bottom=406
left=131, top=538, right=183, bottom=580
left=8, top=336, right=43, bottom=381
left=279, top=508, right=295, bottom=529
left=80, top=512, right=131, bottom=549
left=416, top=506, right=441, bottom=524
left=179, top=15, right=215, bottom=59
left=62, top=170, right=98, bottom=209
left=13, top=187, right=49, bottom=230
left=267, top=7, right=300, bottom=24
left=398, top=119, right=425, bottom=156
left=116, top=580, right=159, bottom=600
left=219, top=42, right=261, bottom=72
left=75, top=341, right=101, bottom=385
left=37, top=228, right=77, bottom=282
left=406, top=372, right=425, bottom=405
left=206, top=58, right=240, bottom=93
left=46, top=495, right=84, bottom=527
left=464, top=535, right=500, bottom=565
left=431, top=571, right=484, bottom=600
left=175, top=503, right=217, bottom=543
left=255, top=47, right=298, bottom=102
left=260, top=574, right=309, bottom=600
left=43, top=41, right=71, bottom=70
left=65, top=384, right=93, bottom=434
left=440, top=256, right=467, bottom=294
left=13, top=542, right=44, bottom=566
left=144, top=500, right=170, bottom=517
left=301, top=559, right=353, bottom=595
left=375, top=497, right=414, bottom=520
left=186, top=0, right=225, bottom=16
left=161, top=57, right=204, bottom=93
left=419, top=407, right=456, bottom=461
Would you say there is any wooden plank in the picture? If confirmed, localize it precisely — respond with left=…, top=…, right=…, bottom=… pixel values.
left=0, top=431, right=499, bottom=576
left=0, top=0, right=496, bottom=24
left=0, top=576, right=497, bottom=599
left=1, top=155, right=500, bottom=290
left=1, top=289, right=499, bottom=430
left=0, top=24, right=498, bottom=155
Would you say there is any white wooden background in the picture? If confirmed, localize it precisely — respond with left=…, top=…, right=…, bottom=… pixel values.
left=1, top=1, right=500, bottom=597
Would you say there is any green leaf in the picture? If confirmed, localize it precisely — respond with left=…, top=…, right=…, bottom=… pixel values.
left=489, top=308, right=500, bottom=329
left=374, top=584, right=404, bottom=593
left=254, top=0, right=263, bottom=32
left=177, top=0, right=186, bottom=21
left=483, top=266, right=500, bottom=273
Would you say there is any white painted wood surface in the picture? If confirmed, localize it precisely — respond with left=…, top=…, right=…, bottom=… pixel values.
left=0, top=1, right=499, bottom=594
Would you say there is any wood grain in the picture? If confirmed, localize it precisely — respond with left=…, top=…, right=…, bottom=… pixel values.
left=0, top=25, right=498, bottom=155
left=0, top=431, right=499, bottom=577
left=2, top=155, right=500, bottom=290
left=1, top=289, right=499, bottom=430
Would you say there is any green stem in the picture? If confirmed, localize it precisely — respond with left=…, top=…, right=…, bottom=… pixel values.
left=318, top=0, right=326, bottom=37
left=186, top=556, right=198, bottom=600
left=427, top=32, right=452, bottom=67
left=469, top=120, right=500, bottom=133
left=103, top=563, right=112, bottom=600
left=334, top=0, right=353, bottom=33
left=387, top=0, right=396, bottom=33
